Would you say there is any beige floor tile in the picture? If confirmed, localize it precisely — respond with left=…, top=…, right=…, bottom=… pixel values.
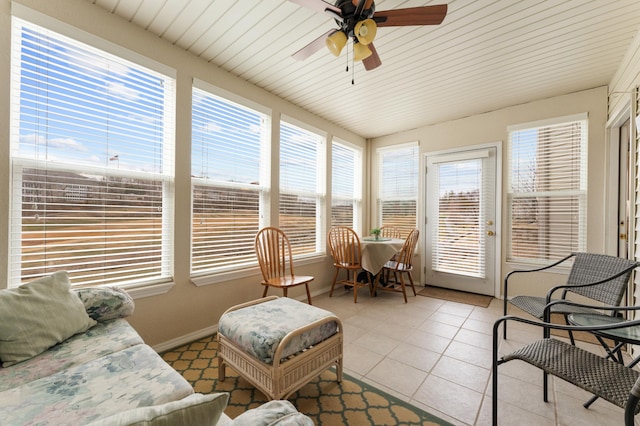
left=342, top=342, right=384, bottom=376
left=387, top=342, right=442, bottom=372
left=311, top=291, right=634, bottom=425
left=454, top=328, right=493, bottom=350
left=366, top=357, right=428, bottom=397
left=431, top=356, right=490, bottom=393
left=406, top=328, right=453, bottom=353
left=351, top=330, right=402, bottom=356
left=418, top=318, right=460, bottom=339
left=413, top=374, right=483, bottom=425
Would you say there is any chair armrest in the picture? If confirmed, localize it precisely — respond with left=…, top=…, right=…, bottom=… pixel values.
left=541, top=299, right=640, bottom=322
left=543, top=262, right=639, bottom=306
left=504, top=254, right=574, bottom=299
left=493, top=314, right=640, bottom=345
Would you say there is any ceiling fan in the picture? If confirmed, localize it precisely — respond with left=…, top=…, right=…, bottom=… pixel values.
left=288, top=0, right=447, bottom=71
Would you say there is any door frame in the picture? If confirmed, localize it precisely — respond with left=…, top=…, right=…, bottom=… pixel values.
left=605, top=102, right=633, bottom=257
left=421, top=141, right=502, bottom=297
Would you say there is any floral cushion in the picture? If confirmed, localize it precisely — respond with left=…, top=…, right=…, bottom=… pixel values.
left=218, top=297, right=338, bottom=364
left=0, top=344, right=194, bottom=426
left=230, top=400, right=314, bottom=426
left=0, top=318, right=143, bottom=392
left=74, top=286, right=135, bottom=321
left=87, top=393, right=230, bottom=426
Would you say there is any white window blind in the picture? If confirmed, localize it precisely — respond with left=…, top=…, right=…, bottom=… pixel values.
left=191, top=87, right=269, bottom=274
left=377, top=144, right=418, bottom=237
left=10, top=18, right=175, bottom=288
left=279, top=120, right=325, bottom=256
left=432, top=158, right=486, bottom=277
left=331, top=140, right=362, bottom=229
left=507, top=114, right=588, bottom=263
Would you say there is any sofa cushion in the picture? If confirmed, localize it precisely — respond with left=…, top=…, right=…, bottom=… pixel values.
left=75, top=286, right=135, bottom=321
left=0, top=318, right=143, bottom=392
left=87, top=392, right=229, bottom=426
left=0, top=271, right=97, bottom=367
left=230, top=400, right=314, bottom=426
left=0, top=344, right=194, bottom=425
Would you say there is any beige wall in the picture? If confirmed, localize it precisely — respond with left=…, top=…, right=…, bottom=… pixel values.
left=370, top=86, right=609, bottom=298
left=0, top=0, right=366, bottom=348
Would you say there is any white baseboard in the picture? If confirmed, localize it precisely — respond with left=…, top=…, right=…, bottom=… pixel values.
left=152, top=324, right=218, bottom=353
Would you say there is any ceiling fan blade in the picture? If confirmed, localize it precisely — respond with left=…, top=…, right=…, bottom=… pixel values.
left=287, top=0, right=342, bottom=15
left=375, top=5, right=447, bottom=27
left=362, top=43, right=381, bottom=71
left=292, top=29, right=335, bottom=61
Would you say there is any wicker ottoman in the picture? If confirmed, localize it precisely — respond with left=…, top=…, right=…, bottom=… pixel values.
left=217, top=296, right=343, bottom=400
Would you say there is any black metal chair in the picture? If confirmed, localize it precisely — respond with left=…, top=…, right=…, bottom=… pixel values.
left=503, top=252, right=639, bottom=342
left=492, top=306, right=640, bottom=426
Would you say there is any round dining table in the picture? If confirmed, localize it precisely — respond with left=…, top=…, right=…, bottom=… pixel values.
left=359, top=237, right=404, bottom=275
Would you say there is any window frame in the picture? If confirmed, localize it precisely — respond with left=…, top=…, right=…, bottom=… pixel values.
left=9, top=16, right=176, bottom=294
left=279, top=116, right=327, bottom=259
left=375, top=142, right=419, bottom=237
left=506, top=113, right=588, bottom=266
left=189, top=81, right=271, bottom=283
left=331, top=138, right=363, bottom=230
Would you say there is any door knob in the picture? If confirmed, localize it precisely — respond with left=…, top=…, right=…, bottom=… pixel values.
left=487, top=230, right=495, bottom=236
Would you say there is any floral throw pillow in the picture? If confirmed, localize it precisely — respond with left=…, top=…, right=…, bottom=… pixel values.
left=74, top=287, right=135, bottom=322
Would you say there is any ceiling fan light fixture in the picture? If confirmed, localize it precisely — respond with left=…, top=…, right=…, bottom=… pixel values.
left=354, top=18, right=377, bottom=45
left=353, top=42, right=372, bottom=61
left=326, top=31, right=347, bottom=56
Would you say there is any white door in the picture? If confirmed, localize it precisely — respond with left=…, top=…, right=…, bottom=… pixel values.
left=619, top=119, right=630, bottom=259
left=424, top=146, right=498, bottom=296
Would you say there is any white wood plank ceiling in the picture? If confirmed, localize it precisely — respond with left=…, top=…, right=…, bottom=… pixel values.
left=84, top=0, right=640, bottom=139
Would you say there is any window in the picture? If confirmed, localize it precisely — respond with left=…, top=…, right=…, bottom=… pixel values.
left=279, top=119, right=325, bottom=256
left=377, top=144, right=419, bottom=237
left=191, top=85, right=269, bottom=275
left=10, top=18, right=175, bottom=288
left=331, top=140, right=362, bottom=229
left=507, top=114, right=588, bottom=263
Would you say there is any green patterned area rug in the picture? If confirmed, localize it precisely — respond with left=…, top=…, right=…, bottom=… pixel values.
left=162, top=335, right=453, bottom=425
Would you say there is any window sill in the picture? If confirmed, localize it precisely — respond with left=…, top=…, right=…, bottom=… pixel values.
left=190, top=254, right=327, bottom=287
left=119, top=280, right=175, bottom=299
left=506, top=260, right=571, bottom=275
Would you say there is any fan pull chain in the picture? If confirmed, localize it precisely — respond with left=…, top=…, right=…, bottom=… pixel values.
left=351, top=42, right=355, bottom=85
left=345, top=43, right=349, bottom=72
left=352, top=57, right=355, bottom=85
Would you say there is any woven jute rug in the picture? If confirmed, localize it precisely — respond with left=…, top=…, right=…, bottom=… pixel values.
left=162, top=335, right=453, bottom=425
left=418, top=286, right=493, bottom=308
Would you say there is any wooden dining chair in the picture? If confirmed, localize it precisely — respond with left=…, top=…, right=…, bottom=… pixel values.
left=255, top=227, right=313, bottom=304
left=374, top=228, right=420, bottom=303
left=327, top=226, right=372, bottom=303
left=379, top=225, right=402, bottom=239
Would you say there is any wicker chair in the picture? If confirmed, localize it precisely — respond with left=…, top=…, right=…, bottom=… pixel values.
left=255, top=227, right=314, bottom=304
left=492, top=308, right=640, bottom=426
left=327, top=226, right=372, bottom=303
left=374, top=228, right=419, bottom=303
left=503, top=252, right=639, bottom=341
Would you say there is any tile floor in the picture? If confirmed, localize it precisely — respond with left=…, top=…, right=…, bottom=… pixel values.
left=311, top=287, right=639, bottom=426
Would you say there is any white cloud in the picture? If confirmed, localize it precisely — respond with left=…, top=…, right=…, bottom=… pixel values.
left=107, top=82, right=140, bottom=101
left=20, top=134, right=87, bottom=152
left=49, top=137, right=88, bottom=152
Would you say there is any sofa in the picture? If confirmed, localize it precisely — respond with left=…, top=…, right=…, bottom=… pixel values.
left=0, top=271, right=312, bottom=425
